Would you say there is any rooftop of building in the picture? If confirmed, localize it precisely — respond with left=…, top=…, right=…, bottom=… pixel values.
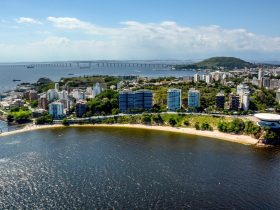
left=254, top=113, right=280, bottom=122
left=76, top=100, right=87, bottom=104
left=135, top=89, right=152, bottom=93
left=167, top=88, right=181, bottom=92
left=120, top=89, right=152, bottom=94
left=188, top=88, right=200, bottom=93
left=216, top=92, right=225, bottom=96
left=49, top=101, right=64, bottom=105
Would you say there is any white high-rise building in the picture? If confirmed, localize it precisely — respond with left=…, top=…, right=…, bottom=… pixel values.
left=72, top=89, right=85, bottom=100
left=58, top=90, right=68, bottom=100
left=194, top=74, right=199, bottom=83
left=86, top=87, right=93, bottom=95
left=276, top=89, right=280, bottom=104
left=205, top=75, right=212, bottom=84
left=241, top=92, right=250, bottom=111
left=182, top=76, right=193, bottom=83
left=49, top=102, right=65, bottom=119
left=47, top=89, right=58, bottom=102
left=273, top=68, right=280, bottom=77
left=262, top=78, right=270, bottom=88
left=85, top=87, right=94, bottom=99
left=222, top=73, right=227, bottom=80
left=251, top=77, right=259, bottom=86
left=188, top=88, right=200, bottom=109
left=237, top=84, right=250, bottom=111
left=117, top=81, right=125, bottom=90
left=92, top=82, right=102, bottom=97
left=270, top=79, right=280, bottom=90
left=237, top=84, right=249, bottom=95
left=258, top=69, right=264, bottom=80
left=200, top=74, right=206, bottom=81
left=55, top=83, right=59, bottom=92
left=210, top=71, right=222, bottom=81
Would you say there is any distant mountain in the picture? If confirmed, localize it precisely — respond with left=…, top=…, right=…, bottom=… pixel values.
left=175, top=57, right=255, bottom=70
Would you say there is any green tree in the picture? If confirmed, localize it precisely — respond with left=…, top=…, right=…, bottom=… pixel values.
left=141, top=114, right=152, bottom=125
left=275, top=104, right=280, bottom=113
left=152, top=114, right=164, bottom=125
left=35, top=114, right=53, bottom=125
left=183, top=119, right=190, bottom=127
left=86, top=90, right=119, bottom=116
left=251, top=89, right=276, bottom=111
left=30, top=100, right=38, bottom=108
left=195, top=122, right=200, bottom=130
left=151, top=104, right=163, bottom=113
left=10, top=109, right=32, bottom=124
left=62, top=118, right=70, bottom=126
left=218, top=121, right=228, bottom=132
left=264, top=129, right=279, bottom=144
left=230, top=118, right=245, bottom=134
left=201, top=122, right=213, bottom=131
left=169, top=118, right=177, bottom=127
left=112, top=108, right=119, bottom=115
left=244, top=121, right=261, bottom=137
left=7, top=114, right=14, bottom=123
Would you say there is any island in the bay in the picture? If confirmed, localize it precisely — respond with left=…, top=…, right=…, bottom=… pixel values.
left=1, top=57, right=280, bottom=145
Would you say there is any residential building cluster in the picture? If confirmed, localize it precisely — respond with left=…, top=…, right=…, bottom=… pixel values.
left=251, top=68, right=280, bottom=90
left=118, top=83, right=252, bottom=113
left=2, top=67, right=280, bottom=122
left=45, top=82, right=104, bottom=119
left=119, top=88, right=201, bottom=113
left=183, top=71, right=234, bottom=85
left=0, top=81, right=105, bottom=119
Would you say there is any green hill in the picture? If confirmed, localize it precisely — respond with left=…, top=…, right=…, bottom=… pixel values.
left=176, top=57, right=255, bottom=70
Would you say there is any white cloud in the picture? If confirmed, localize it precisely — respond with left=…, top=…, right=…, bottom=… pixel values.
left=16, top=17, right=42, bottom=25
left=47, top=17, right=90, bottom=30
left=1, top=17, right=280, bottom=61
left=47, top=16, right=113, bottom=35
left=46, top=17, right=280, bottom=53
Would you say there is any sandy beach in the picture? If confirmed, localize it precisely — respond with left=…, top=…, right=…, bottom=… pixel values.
left=0, top=123, right=259, bottom=145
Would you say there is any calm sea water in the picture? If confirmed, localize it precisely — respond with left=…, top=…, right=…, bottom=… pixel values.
left=0, top=127, right=279, bottom=209
left=0, top=64, right=193, bottom=91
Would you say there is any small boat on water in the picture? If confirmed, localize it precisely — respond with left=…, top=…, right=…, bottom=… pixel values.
left=13, top=79, right=21, bottom=82
left=26, top=65, right=35, bottom=69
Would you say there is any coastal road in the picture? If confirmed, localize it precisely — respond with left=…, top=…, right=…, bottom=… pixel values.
left=54, top=112, right=252, bottom=124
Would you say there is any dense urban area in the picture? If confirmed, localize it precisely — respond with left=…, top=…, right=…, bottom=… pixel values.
left=1, top=58, right=280, bottom=144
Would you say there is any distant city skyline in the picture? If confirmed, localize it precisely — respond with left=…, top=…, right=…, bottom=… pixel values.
left=0, top=0, right=280, bottom=62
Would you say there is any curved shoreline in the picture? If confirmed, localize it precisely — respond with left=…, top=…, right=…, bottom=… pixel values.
left=0, top=123, right=259, bottom=146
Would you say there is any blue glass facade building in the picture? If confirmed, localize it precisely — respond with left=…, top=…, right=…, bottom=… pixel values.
left=167, top=89, right=181, bottom=111
left=188, top=88, right=200, bottom=109
left=119, top=90, right=153, bottom=113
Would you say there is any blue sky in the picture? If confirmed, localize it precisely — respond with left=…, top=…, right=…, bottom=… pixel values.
left=0, top=0, right=280, bottom=61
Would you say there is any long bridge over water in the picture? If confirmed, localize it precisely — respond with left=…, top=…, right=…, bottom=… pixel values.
left=4, top=61, right=174, bottom=69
